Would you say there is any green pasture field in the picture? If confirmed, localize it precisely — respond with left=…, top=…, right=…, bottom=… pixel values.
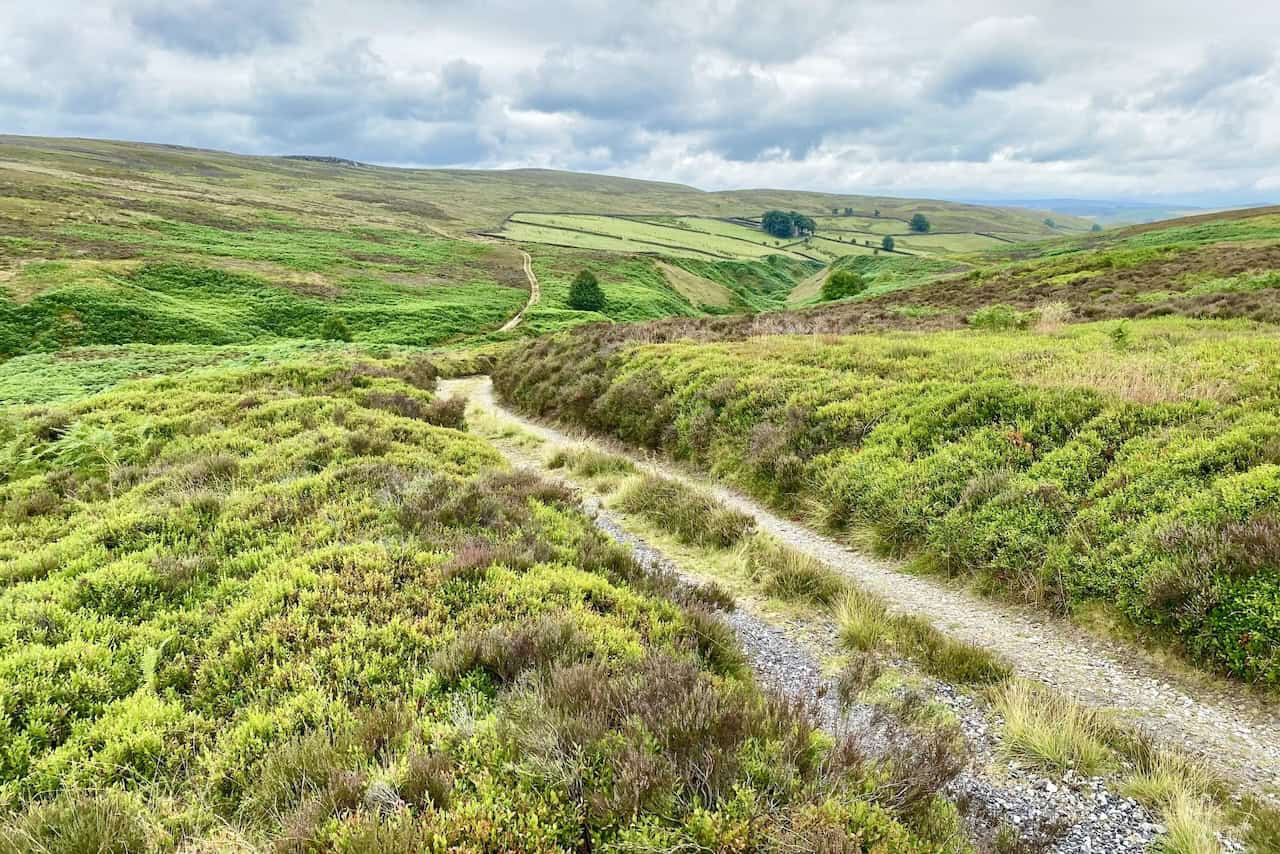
left=500, top=213, right=811, bottom=261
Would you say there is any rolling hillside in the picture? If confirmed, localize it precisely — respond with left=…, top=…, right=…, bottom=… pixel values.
left=0, top=134, right=1095, bottom=364
left=4, top=137, right=1280, bottom=851
left=495, top=206, right=1280, bottom=688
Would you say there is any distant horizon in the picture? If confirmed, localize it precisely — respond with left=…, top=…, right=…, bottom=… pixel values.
left=5, top=1, right=1278, bottom=209
left=8, top=131, right=1275, bottom=217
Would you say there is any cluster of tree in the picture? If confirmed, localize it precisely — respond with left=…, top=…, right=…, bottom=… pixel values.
left=882, top=235, right=895, bottom=251
left=820, top=269, right=866, bottom=301
left=830, top=207, right=856, bottom=216
left=762, top=210, right=817, bottom=239
left=909, top=213, right=931, bottom=233
left=568, top=269, right=605, bottom=311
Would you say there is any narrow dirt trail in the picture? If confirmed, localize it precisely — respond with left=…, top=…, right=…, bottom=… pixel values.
left=497, top=250, right=539, bottom=332
left=441, top=375, right=1280, bottom=797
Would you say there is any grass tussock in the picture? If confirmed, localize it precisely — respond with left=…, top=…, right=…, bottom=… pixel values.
left=1157, top=791, right=1223, bottom=854
left=616, top=473, right=754, bottom=549
left=546, top=444, right=636, bottom=478
left=834, top=588, right=1010, bottom=685
left=990, top=680, right=1114, bottom=775
left=745, top=534, right=848, bottom=604
left=835, top=588, right=894, bottom=652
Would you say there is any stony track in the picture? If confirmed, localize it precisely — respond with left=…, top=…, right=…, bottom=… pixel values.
left=441, top=375, right=1280, bottom=801
left=442, top=376, right=1181, bottom=852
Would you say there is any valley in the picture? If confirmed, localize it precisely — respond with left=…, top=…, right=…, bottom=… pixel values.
left=1, top=135, right=1278, bottom=852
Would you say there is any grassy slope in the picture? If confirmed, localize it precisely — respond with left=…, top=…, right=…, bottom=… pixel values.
left=0, top=354, right=962, bottom=850
left=0, top=135, right=1082, bottom=236
left=774, top=208, right=1280, bottom=322
left=0, top=136, right=844, bottom=357
left=494, top=207, right=1280, bottom=686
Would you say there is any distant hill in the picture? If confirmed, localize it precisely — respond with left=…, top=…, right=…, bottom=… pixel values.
left=0, top=134, right=1088, bottom=235
left=957, top=197, right=1274, bottom=226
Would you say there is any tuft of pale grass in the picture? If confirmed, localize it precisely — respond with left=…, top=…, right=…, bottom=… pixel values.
left=1032, top=301, right=1072, bottom=332
left=1122, top=750, right=1213, bottom=811
left=990, top=680, right=1113, bottom=775
left=1020, top=356, right=1234, bottom=404
left=1158, top=791, right=1223, bottom=854
left=546, top=444, right=635, bottom=478
left=834, top=587, right=892, bottom=652
left=746, top=534, right=848, bottom=605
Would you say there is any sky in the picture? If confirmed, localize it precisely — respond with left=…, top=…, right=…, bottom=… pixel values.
left=2, top=0, right=1278, bottom=205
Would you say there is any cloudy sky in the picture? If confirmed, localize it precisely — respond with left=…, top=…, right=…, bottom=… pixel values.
left=3, top=1, right=1278, bottom=204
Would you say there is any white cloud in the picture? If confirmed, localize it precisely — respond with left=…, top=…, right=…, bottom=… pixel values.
left=1, top=0, right=1278, bottom=204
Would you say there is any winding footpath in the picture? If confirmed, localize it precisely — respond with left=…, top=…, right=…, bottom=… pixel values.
left=497, top=250, right=540, bottom=332
left=441, top=375, right=1280, bottom=800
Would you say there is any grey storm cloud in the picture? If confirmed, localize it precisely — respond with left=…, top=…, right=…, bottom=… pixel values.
left=926, top=17, right=1049, bottom=104
left=2, top=0, right=1279, bottom=203
left=1153, top=42, right=1276, bottom=107
left=126, top=0, right=305, bottom=57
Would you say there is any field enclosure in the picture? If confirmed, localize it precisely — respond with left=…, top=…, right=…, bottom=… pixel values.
left=487, top=210, right=1059, bottom=265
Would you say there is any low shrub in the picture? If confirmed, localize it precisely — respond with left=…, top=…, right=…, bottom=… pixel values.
left=835, top=652, right=884, bottom=708
left=968, top=304, right=1035, bottom=331
left=398, top=751, right=452, bottom=810
left=431, top=616, right=588, bottom=686
left=421, top=394, right=467, bottom=430
left=494, top=319, right=1280, bottom=683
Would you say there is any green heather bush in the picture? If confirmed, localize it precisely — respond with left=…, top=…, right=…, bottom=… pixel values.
left=495, top=318, right=1280, bottom=683
left=0, top=354, right=951, bottom=850
left=969, top=303, right=1036, bottom=331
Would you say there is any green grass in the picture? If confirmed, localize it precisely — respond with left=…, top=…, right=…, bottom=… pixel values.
left=0, top=262, right=527, bottom=357
left=496, top=316, right=1280, bottom=684
left=990, top=680, right=1115, bottom=774
left=0, top=341, right=376, bottom=404
left=0, top=353, right=954, bottom=850
left=616, top=473, right=755, bottom=549
left=789, top=254, right=963, bottom=305
left=500, top=213, right=813, bottom=261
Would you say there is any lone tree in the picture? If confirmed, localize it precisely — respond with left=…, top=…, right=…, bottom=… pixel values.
left=821, top=269, right=866, bottom=302
left=1091, top=223, right=1103, bottom=233
left=1043, top=217, right=1057, bottom=228
left=568, top=269, right=605, bottom=312
left=872, top=208, right=881, bottom=217
left=909, top=213, right=931, bottom=233
left=881, top=235, right=895, bottom=251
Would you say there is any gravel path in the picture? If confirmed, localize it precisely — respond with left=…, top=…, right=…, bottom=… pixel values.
left=497, top=250, right=539, bottom=332
left=447, top=380, right=1165, bottom=852
left=442, top=375, right=1280, bottom=799
left=592, top=509, right=1166, bottom=854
